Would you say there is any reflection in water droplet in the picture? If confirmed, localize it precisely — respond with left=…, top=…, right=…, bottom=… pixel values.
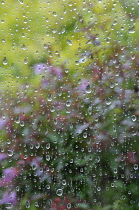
left=56, top=189, right=63, bottom=196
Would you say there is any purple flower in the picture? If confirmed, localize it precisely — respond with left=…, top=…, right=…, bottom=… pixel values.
left=34, top=63, right=48, bottom=75
left=0, top=118, right=6, bottom=129
left=0, top=167, right=19, bottom=187
left=50, top=67, right=63, bottom=78
left=0, top=191, right=17, bottom=205
left=0, top=153, right=7, bottom=162
left=34, top=63, right=63, bottom=78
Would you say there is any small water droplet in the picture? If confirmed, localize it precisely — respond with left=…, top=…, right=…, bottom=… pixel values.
left=35, top=142, right=40, bottom=149
left=66, top=100, right=71, bottom=107
left=131, top=115, right=136, bottom=122
left=26, top=201, right=30, bottom=208
left=15, top=117, right=20, bottom=124
left=134, top=164, right=138, bottom=170
left=50, top=106, right=55, bottom=112
left=106, top=97, right=111, bottom=105
left=66, top=39, right=72, bottom=46
left=2, top=57, right=8, bottom=65
left=62, top=179, right=66, bottom=185
left=20, top=121, right=24, bottom=127
left=86, top=85, right=91, bottom=93
left=56, top=189, right=63, bottom=196
left=18, top=0, right=24, bottom=4
left=46, top=155, right=50, bottom=161
left=83, top=132, right=87, bottom=138
left=47, top=94, right=52, bottom=101
left=7, top=150, right=13, bottom=157
left=24, top=59, right=28, bottom=64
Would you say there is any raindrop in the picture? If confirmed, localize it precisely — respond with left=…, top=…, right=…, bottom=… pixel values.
left=47, top=94, right=52, bottom=101
left=66, top=100, right=71, bottom=107
left=134, top=164, right=138, bottom=170
left=62, top=179, right=66, bottom=185
left=50, top=106, right=55, bottom=112
left=66, top=39, right=72, bottom=46
left=2, top=57, right=8, bottom=65
left=131, top=115, right=136, bottom=122
left=83, top=132, right=87, bottom=138
left=8, top=150, right=13, bottom=157
left=20, top=121, right=24, bottom=127
left=26, top=201, right=30, bottom=208
left=35, top=142, right=40, bottom=149
left=46, top=155, right=50, bottom=161
left=86, top=85, right=91, bottom=93
left=18, top=0, right=24, bottom=4
left=46, top=143, right=50, bottom=149
left=67, top=203, right=71, bottom=209
left=15, top=117, right=20, bottom=124
left=106, top=97, right=111, bottom=105
left=24, top=59, right=28, bottom=64
left=56, top=189, right=63, bottom=196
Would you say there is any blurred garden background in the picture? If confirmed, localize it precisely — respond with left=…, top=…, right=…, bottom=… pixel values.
left=1, top=0, right=139, bottom=209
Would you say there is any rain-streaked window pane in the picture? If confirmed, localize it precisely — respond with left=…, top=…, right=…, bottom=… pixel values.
left=1, top=0, right=139, bottom=209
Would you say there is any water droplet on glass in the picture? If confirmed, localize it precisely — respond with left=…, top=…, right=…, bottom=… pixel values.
left=35, top=142, right=40, bottom=149
left=62, top=179, right=66, bottom=185
left=47, top=94, right=52, bottom=101
left=66, top=39, right=72, bottom=46
left=134, top=164, right=138, bottom=170
left=56, top=189, right=63, bottom=196
left=86, top=85, right=91, bottom=93
left=8, top=150, right=13, bottom=157
left=131, top=115, right=136, bottom=122
left=26, top=201, right=30, bottom=208
left=83, top=132, right=87, bottom=138
left=66, top=100, right=71, bottom=107
left=46, top=143, right=50, bottom=149
left=2, top=57, right=8, bottom=65
left=15, top=117, right=20, bottom=124
left=106, top=97, right=111, bottom=105
left=50, top=106, right=55, bottom=112
left=46, top=155, right=50, bottom=161
left=18, top=0, right=24, bottom=4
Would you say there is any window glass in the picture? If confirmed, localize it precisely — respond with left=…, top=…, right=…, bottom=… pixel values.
left=1, top=0, right=139, bottom=209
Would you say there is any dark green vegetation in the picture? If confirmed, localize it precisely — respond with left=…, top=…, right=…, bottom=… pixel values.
left=1, top=0, right=139, bottom=209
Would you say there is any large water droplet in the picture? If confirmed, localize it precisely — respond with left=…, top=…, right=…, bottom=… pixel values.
left=131, top=115, right=136, bottom=122
left=56, top=189, right=63, bottom=196
left=8, top=150, right=13, bottom=157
